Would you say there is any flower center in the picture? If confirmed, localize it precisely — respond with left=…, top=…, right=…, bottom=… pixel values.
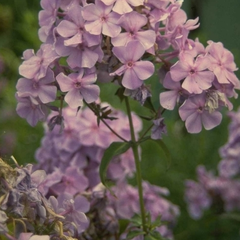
left=100, top=15, right=107, bottom=22
left=127, top=61, right=134, bottom=68
left=74, top=82, right=81, bottom=89
left=32, top=81, right=39, bottom=90
left=189, top=69, right=195, bottom=75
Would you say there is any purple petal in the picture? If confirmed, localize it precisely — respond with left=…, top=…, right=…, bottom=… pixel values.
left=57, top=20, right=78, bottom=38
left=56, top=73, right=73, bottom=92
left=38, top=85, right=57, bottom=103
left=170, top=61, right=189, bottom=82
left=202, top=111, right=222, bottom=130
left=133, top=61, right=154, bottom=80
left=122, top=68, right=142, bottom=89
left=136, top=30, right=156, bottom=50
left=102, top=21, right=121, bottom=37
left=160, top=90, right=178, bottom=110
left=81, top=85, right=100, bottom=103
left=185, top=112, right=202, bottom=133
left=65, top=89, right=83, bottom=108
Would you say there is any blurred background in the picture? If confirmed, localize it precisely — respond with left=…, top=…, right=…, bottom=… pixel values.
left=0, top=0, right=240, bottom=239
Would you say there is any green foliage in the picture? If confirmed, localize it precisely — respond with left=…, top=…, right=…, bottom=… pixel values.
left=99, top=141, right=132, bottom=194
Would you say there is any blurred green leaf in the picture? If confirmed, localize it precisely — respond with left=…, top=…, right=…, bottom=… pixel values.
left=99, top=141, right=132, bottom=195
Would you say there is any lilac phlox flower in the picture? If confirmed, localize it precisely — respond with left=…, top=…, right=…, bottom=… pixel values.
left=111, top=11, right=156, bottom=50
left=16, top=95, right=48, bottom=127
left=51, top=166, right=88, bottom=195
left=110, top=41, right=155, bottom=90
left=179, top=93, right=222, bottom=133
left=108, top=182, right=139, bottom=219
left=57, top=193, right=90, bottom=233
left=207, top=41, right=240, bottom=89
left=143, top=181, right=180, bottom=222
left=56, top=5, right=101, bottom=47
left=19, top=44, right=59, bottom=79
left=221, top=181, right=240, bottom=212
left=218, top=159, right=240, bottom=178
left=165, top=4, right=199, bottom=32
left=160, top=72, right=187, bottom=110
left=37, top=169, right=63, bottom=196
left=77, top=108, right=112, bottom=148
left=151, top=117, right=167, bottom=140
left=55, top=38, right=103, bottom=68
left=185, top=180, right=211, bottom=219
left=101, top=0, right=144, bottom=14
left=16, top=68, right=57, bottom=104
left=108, top=148, right=136, bottom=181
left=170, top=53, right=215, bottom=94
left=82, top=0, right=121, bottom=37
left=56, top=70, right=100, bottom=109
left=145, top=0, right=173, bottom=10
left=39, top=0, right=61, bottom=27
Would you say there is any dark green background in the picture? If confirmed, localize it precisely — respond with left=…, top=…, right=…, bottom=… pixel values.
left=0, top=1, right=240, bottom=239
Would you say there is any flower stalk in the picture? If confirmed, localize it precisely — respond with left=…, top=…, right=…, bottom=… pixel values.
left=125, top=96, right=147, bottom=233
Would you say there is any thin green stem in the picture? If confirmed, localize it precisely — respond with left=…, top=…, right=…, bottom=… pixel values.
left=86, top=102, right=128, bottom=142
left=101, top=118, right=128, bottom=142
left=138, top=123, right=154, bottom=142
left=125, top=97, right=147, bottom=233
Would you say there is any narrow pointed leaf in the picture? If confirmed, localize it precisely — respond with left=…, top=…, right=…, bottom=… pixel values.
left=100, top=141, right=132, bottom=194
left=149, top=139, right=172, bottom=170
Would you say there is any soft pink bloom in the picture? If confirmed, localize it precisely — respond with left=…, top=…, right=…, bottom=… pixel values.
left=101, top=0, right=144, bottom=14
left=19, top=44, right=59, bottom=79
left=110, top=41, right=154, bottom=90
left=82, top=0, right=121, bottom=37
left=111, top=11, right=156, bottom=50
left=16, top=95, right=48, bottom=127
left=207, top=41, right=240, bottom=89
left=160, top=72, right=188, bottom=110
left=56, top=70, right=100, bottom=109
left=170, top=53, right=214, bottom=94
left=16, top=68, right=57, bottom=104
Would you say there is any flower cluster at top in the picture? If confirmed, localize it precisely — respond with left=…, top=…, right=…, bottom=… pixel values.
left=0, top=105, right=180, bottom=240
left=185, top=107, right=240, bottom=219
left=15, top=0, right=240, bottom=133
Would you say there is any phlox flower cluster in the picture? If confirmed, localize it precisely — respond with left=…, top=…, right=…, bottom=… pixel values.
left=33, top=104, right=179, bottom=239
left=185, top=107, right=240, bottom=219
left=15, top=0, right=240, bottom=134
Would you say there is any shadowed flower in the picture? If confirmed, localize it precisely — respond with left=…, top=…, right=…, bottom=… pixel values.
left=179, top=93, right=222, bottom=133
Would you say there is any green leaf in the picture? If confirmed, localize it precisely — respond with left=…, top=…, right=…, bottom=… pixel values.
left=119, top=219, right=130, bottom=236
left=126, top=230, right=146, bottom=239
left=151, top=215, right=162, bottom=229
left=99, top=142, right=132, bottom=195
left=143, top=97, right=156, bottom=113
left=129, top=214, right=143, bottom=226
left=144, top=231, right=166, bottom=240
left=220, top=213, right=240, bottom=221
left=115, top=87, right=125, bottom=102
left=149, top=139, right=172, bottom=170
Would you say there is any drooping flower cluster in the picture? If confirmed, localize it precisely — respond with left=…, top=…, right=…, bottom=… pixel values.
left=0, top=158, right=86, bottom=240
left=15, top=0, right=239, bottom=133
left=185, top=107, right=240, bottom=219
left=33, top=104, right=179, bottom=239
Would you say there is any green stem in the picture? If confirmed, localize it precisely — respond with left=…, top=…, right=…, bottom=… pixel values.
left=125, top=97, right=147, bottom=233
left=86, top=102, right=128, bottom=142
left=138, top=123, right=154, bottom=142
